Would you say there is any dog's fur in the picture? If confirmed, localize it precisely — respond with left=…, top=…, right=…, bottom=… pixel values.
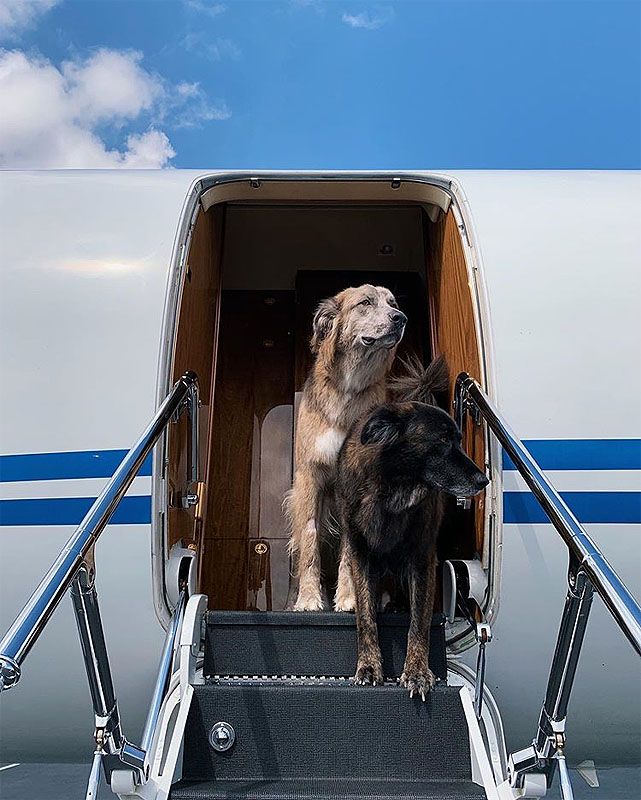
left=288, top=284, right=407, bottom=611
left=335, top=359, right=488, bottom=698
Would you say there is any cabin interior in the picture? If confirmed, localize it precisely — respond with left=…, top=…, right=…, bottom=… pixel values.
left=166, top=187, right=486, bottom=615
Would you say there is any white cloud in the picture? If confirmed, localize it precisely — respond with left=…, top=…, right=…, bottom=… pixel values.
left=179, top=32, right=240, bottom=61
left=120, top=130, right=176, bottom=168
left=62, top=48, right=163, bottom=124
left=172, top=81, right=231, bottom=126
left=0, top=0, right=59, bottom=36
left=289, top=0, right=325, bottom=11
left=342, top=7, right=393, bottom=30
left=183, top=0, right=226, bottom=17
left=0, top=48, right=229, bottom=168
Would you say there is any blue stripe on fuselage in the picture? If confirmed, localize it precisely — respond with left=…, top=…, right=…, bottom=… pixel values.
left=502, top=439, right=641, bottom=471
left=2, top=493, right=638, bottom=526
left=0, top=442, right=640, bottom=526
left=0, top=450, right=153, bottom=482
left=2, top=441, right=639, bottom=483
left=0, top=496, right=151, bottom=526
left=504, top=491, right=641, bottom=525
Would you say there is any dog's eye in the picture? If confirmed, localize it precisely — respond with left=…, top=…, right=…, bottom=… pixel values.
left=359, top=298, right=372, bottom=307
left=388, top=299, right=398, bottom=309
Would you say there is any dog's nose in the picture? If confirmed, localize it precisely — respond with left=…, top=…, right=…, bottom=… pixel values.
left=390, top=310, right=407, bottom=325
left=475, top=472, right=490, bottom=490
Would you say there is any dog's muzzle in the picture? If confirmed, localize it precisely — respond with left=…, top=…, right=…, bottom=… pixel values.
left=361, top=322, right=406, bottom=349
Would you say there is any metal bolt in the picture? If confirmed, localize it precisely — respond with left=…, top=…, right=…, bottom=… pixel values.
left=254, top=542, right=268, bottom=556
left=182, top=493, right=199, bottom=509
left=209, top=721, right=235, bottom=752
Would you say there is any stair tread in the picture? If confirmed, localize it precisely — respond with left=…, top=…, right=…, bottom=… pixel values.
left=183, top=684, right=470, bottom=784
left=204, top=611, right=447, bottom=680
left=170, top=778, right=486, bottom=800
left=207, top=611, right=446, bottom=627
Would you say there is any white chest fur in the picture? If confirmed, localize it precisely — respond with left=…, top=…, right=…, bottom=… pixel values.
left=314, top=427, right=346, bottom=464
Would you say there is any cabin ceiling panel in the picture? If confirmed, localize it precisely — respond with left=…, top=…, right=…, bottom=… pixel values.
left=200, top=178, right=451, bottom=213
left=221, top=206, right=426, bottom=289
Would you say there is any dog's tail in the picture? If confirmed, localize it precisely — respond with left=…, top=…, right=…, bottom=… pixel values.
left=389, top=354, right=449, bottom=405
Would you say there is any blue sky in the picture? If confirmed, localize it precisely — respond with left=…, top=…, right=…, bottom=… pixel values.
left=1, top=0, right=639, bottom=169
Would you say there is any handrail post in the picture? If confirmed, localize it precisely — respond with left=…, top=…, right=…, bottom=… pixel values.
left=535, top=558, right=594, bottom=756
left=534, top=557, right=595, bottom=785
left=177, top=375, right=201, bottom=511
left=71, top=562, right=145, bottom=783
left=187, top=379, right=200, bottom=491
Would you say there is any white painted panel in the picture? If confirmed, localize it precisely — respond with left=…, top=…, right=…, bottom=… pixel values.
left=0, top=476, right=151, bottom=500
left=448, top=170, right=641, bottom=440
left=0, top=170, right=204, bottom=760
left=503, top=470, right=641, bottom=492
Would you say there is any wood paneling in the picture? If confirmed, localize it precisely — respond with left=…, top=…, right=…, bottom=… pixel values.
left=201, top=539, right=248, bottom=610
left=167, top=207, right=223, bottom=551
left=425, top=210, right=486, bottom=554
left=201, top=290, right=294, bottom=608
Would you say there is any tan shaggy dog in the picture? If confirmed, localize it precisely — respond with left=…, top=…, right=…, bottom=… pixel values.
left=288, top=284, right=407, bottom=611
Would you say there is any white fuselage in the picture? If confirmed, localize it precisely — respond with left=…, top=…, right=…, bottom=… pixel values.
left=0, top=170, right=639, bottom=766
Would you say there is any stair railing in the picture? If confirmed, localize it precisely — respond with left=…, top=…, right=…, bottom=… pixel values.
left=454, top=373, right=641, bottom=797
left=0, top=371, right=200, bottom=791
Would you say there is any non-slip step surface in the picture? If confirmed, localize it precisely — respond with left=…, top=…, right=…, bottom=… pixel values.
left=205, top=611, right=447, bottom=680
left=170, top=778, right=486, bottom=800
left=182, top=683, right=471, bottom=784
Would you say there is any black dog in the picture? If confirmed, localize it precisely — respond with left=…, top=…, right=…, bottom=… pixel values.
left=335, top=358, right=488, bottom=699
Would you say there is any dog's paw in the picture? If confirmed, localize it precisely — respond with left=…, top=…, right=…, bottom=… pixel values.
left=293, top=593, right=324, bottom=612
left=400, top=667, right=436, bottom=701
left=333, top=594, right=356, bottom=612
left=354, top=661, right=384, bottom=686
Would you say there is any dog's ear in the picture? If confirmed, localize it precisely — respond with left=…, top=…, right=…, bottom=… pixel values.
left=361, top=407, right=402, bottom=447
left=311, top=297, right=339, bottom=353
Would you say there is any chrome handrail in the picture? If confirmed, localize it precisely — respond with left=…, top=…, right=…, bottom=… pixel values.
left=0, top=371, right=200, bottom=787
left=455, top=373, right=641, bottom=655
left=141, top=589, right=186, bottom=754
left=455, top=373, right=641, bottom=791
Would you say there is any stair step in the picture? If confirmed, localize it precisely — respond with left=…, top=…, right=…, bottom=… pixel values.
left=204, top=612, right=447, bottom=680
left=182, top=683, right=471, bottom=784
left=170, top=778, right=485, bottom=799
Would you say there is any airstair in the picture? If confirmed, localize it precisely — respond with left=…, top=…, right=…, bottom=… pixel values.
left=1, top=371, right=639, bottom=800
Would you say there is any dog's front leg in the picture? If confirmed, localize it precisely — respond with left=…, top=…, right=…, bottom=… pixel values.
left=334, top=539, right=356, bottom=611
left=401, top=548, right=437, bottom=700
left=351, top=547, right=383, bottom=686
left=290, top=467, right=324, bottom=611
